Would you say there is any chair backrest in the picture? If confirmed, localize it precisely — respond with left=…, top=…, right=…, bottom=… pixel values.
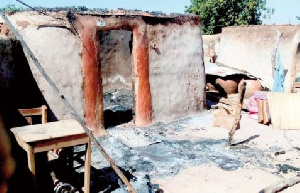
left=18, top=105, right=47, bottom=125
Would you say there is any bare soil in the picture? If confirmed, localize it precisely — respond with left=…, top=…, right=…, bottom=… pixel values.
left=86, top=109, right=300, bottom=192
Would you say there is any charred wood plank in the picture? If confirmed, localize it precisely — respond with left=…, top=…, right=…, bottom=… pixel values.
left=228, top=82, right=246, bottom=146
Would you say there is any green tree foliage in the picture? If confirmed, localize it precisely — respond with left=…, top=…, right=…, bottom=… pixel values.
left=186, top=0, right=274, bottom=34
left=0, top=4, right=23, bottom=11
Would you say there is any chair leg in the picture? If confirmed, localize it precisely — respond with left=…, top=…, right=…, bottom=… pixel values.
left=83, top=140, right=91, bottom=193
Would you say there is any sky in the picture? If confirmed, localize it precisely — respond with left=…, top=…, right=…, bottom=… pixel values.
left=0, top=0, right=299, bottom=25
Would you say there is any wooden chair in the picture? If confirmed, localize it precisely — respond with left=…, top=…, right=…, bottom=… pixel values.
left=18, top=105, right=48, bottom=125
left=11, top=106, right=91, bottom=193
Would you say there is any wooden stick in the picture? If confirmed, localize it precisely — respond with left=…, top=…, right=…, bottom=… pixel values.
left=259, top=174, right=300, bottom=193
left=41, top=105, right=47, bottom=124
left=262, top=99, right=269, bottom=125
left=228, top=82, right=246, bottom=146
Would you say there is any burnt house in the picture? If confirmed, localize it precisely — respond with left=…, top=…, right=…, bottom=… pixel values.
left=0, top=10, right=205, bottom=134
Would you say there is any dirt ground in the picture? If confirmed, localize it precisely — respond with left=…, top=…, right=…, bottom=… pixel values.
left=152, top=110, right=300, bottom=193
left=89, top=109, right=300, bottom=193
left=154, top=166, right=283, bottom=193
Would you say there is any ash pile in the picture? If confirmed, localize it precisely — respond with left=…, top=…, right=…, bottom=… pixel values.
left=83, top=113, right=281, bottom=193
left=103, top=89, right=133, bottom=128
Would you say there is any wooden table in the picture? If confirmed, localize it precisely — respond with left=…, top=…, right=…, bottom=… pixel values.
left=11, top=119, right=91, bottom=193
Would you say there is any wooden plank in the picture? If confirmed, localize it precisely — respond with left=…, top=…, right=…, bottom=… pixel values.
left=13, top=134, right=33, bottom=152
left=267, top=93, right=300, bottom=130
left=32, top=134, right=89, bottom=153
left=228, top=82, right=246, bottom=145
left=262, top=99, right=270, bottom=125
left=19, top=105, right=47, bottom=124
left=219, top=97, right=237, bottom=106
left=214, top=108, right=235, bottom=129
left=11, top=119, right=86, bottom=143
left=18, top=107, right=43, bottom=116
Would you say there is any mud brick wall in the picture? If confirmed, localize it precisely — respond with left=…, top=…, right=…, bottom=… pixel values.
left=76, top=13, right=205, bottom=131
left=147, top=19, right=205, bottom=122
left=3, top=11, right=205, bottom=133
left=7, top=12, right=85, bottom=122
left=218, top=25, right=300, bottom=91
left=291, top=32, right=300, bottom=83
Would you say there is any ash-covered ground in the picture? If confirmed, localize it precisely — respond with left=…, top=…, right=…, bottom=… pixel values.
left=71, top=90, right=299, bottom=192
left=102, top=89, right=133, bottom=129
left=103, top=90, right=133, bottom=112
left=77, top=111, right=290, bottom=193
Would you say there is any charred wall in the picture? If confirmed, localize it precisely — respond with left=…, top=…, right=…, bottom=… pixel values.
left=99, top=30, right=133, bottom=91
left=99, top=30, right=134, bottom=128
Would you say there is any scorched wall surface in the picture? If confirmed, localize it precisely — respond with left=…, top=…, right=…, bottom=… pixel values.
left=99, top=30, right=133, bottom=91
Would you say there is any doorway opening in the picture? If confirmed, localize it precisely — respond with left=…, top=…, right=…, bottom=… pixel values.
left=99, top=30, right=134, bottom=128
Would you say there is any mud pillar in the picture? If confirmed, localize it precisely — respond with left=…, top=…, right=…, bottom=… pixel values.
left=132, top=26, right=152, bottom=126
left=80, top=22, right=104, bottom=134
